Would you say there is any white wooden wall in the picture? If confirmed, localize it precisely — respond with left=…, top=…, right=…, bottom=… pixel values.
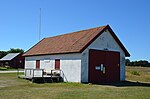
left=81, top=29, right=126, bottom=82
left=25, top=53, right=81, bottom=82
left=25, top=29, right=127, bottom=83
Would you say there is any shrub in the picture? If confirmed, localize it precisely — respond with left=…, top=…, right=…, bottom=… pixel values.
left=131, top=71, right=140, bottom=76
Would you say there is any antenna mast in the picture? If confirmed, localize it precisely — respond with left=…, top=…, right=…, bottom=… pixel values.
left=38, top=8, right=42, bottom=41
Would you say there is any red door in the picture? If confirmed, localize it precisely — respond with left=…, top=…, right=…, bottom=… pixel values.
left=89, top=49, right=120, bottom=83
left=36, top=60, right=40, bottom=69
left=55, top=59, right=60, bottom=70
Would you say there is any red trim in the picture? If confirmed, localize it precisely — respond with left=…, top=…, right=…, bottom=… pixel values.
left=36, top=60, right=40, bottom=69
left=55, top=59, right=60, bottom=70
left=80, top=26, right=106, bottom=53
left=23, top=52, right=81, bottom=57
left=80, top=25, right=130, bottom=57
left=106, top=25, right=130, bottom=57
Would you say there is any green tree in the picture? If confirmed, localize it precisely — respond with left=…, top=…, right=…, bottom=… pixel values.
left=126, top=59, right=150, bottom=67
left=7, top=48, right=24, bottom=54
left=125, top=59, right=130, bottom=66
left=0, top=51, right=7, bottom=59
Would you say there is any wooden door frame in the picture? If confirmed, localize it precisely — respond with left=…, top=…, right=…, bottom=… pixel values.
left=36, top=60, right=40, bottom=69
left=88, top=49, right=120, bottom=83
left=55, top=59, right=60, bottom=70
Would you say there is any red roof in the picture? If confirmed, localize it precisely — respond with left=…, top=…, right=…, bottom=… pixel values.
left=23, top=25, right=130, bottom=57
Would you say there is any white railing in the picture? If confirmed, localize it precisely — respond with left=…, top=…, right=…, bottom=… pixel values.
left=18, top=68, right=67, bottom=82
left=24, top=69, right=44, bottom=78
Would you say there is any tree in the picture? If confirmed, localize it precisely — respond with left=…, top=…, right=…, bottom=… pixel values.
left=7, top=48, right=24, bottom=54
left=0, top=48, right=24, bottom=59
left=0, top=51, right=7, bottom=59
left=126, top=59, right=150, bottom=67
left=125, top=59, right=130, bottom=66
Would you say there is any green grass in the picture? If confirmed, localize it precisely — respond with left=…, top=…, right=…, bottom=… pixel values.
left=0, top=67, right=7, bottom=70
left=0, top=66, right=150, bottom=99
left=0, top=67, right=20, bottom=71
left=126, top=66, right=150, bottom=82
left=130, top=70, right=140, bottom=76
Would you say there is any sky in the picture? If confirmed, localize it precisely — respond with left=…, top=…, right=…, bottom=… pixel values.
left=0, top=0, right=150, bottom=61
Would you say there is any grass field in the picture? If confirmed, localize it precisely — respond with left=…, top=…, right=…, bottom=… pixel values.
left=0, top=66, right=150, bottom=99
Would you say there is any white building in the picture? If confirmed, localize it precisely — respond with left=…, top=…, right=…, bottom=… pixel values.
left=23, top=25, right=130, bottom=83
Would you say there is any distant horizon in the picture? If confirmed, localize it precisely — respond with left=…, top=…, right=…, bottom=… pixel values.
left=0, top=0, right=150, bottom=61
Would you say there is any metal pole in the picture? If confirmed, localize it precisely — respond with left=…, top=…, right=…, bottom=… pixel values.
left=39, top=8, right=42, bottom=41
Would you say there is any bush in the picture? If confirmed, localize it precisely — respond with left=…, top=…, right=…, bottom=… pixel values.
left=131, top=71, right=140, bottom=76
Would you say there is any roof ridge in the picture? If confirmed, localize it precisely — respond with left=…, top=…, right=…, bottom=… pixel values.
left=45, top=25, right=107, bottom=39
left=22, top=24, right=130, bottom=57
left=55, top=26, right=107, bottom=51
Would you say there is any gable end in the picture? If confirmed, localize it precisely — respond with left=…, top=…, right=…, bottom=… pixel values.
left=80, top=25, right=130, bottom=57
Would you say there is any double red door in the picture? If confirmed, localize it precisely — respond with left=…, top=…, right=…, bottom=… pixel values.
left=89, top=49, right=120, bottom=83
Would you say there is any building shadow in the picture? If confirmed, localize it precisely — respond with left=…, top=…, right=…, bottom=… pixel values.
left=97, top=80, right=150, bottom=87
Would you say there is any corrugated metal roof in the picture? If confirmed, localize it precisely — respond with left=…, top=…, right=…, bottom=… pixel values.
left=0, top=53, right=20, bottom=61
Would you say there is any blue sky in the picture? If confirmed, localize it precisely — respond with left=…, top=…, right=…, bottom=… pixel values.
left=0, top=0, right=150, bottom=61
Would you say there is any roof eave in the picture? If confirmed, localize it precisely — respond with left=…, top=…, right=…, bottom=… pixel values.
left=23, top=51, right=81, bottom=57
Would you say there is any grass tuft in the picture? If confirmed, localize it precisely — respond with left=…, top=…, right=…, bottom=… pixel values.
left=131, top=71, right=140, bottom=76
